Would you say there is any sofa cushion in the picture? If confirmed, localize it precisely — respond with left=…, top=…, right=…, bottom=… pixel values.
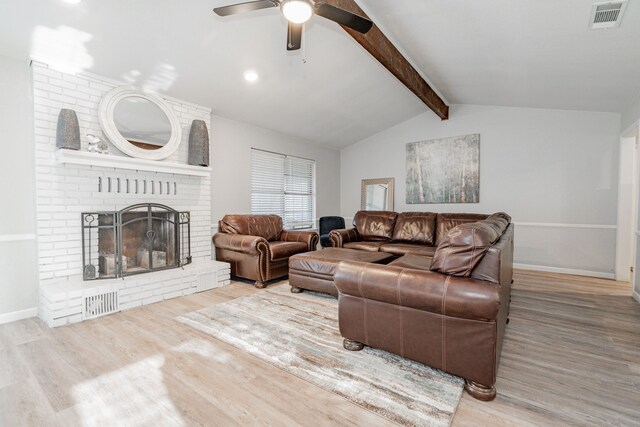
left=343, top=241, right=385, bottom=252
left=435, top=213, right=488, bottom=246
left=486, top=212, right=511, bottom=229
left=430, top=215, right=509, bottom=277
left=379, top=243, right=436, bottom=257
left=353, top=211, right=398, bottom=241
left=469, top=222, right=513, bottom=283
left=391, top=212, right=437, bottom=245
left=388, top=254, right=432, bottom=270
left=220, top=214, right=283, bottom=241
left=268, top=241, right=308, bottom=261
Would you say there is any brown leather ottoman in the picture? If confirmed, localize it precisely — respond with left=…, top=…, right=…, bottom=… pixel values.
left=288, top=248, right=394, bottom=295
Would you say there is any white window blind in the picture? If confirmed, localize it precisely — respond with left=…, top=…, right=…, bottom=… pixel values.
left=251, top=148, right=316, bottom=229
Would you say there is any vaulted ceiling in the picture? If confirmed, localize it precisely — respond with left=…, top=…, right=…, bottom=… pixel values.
left=0, top=0, right=638, bottom=148
left=363, top=0, right=640, bottom=114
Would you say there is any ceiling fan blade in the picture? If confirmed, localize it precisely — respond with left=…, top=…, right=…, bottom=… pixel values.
left=287, top=22, right=302, bottom=51
left=314, top=3, right=373, bottom=34
left=213, top=0, right=277, bottom=16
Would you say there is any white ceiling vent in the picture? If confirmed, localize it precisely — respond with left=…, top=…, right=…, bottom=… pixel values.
left=589, top=1, right=627, bottom=29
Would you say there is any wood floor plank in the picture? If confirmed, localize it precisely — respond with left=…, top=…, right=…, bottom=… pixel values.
left=0, top=377, right=60, bottom=427
left=0, top=269, right=638, bottom=426
left=452, top=270, right=640, bottom=426
left=0, top=317, right=48, bottom=346
left=0, top=328, right=31, bottom=389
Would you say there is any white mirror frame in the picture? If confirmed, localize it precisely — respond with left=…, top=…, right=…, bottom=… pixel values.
left=98, top=86, right=182, bottom=161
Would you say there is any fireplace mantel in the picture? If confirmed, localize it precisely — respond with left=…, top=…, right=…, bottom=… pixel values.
left=56, top=149, right=212, bottom=177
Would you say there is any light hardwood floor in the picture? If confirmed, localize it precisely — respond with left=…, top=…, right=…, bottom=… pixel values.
left=1, top=270, right=639, bottom=426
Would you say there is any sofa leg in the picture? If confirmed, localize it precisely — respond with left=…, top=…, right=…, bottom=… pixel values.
left=290, top=285, right=303, bottom=293
left=343, top=338, right=364, bottom=351
left=254, top=281, right=267, bottom=289
left=464, top=380, right=496, bottom=401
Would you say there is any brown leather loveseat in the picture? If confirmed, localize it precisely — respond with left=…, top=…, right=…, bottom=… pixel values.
left=334, top=212, right=514, bottom=401
left=213, top=214, right=318, bottom=288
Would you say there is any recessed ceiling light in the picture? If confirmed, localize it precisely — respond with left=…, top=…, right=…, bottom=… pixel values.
left=62, top=0, right=83, bottom=4
left=243, top=70, right=259, bottom=83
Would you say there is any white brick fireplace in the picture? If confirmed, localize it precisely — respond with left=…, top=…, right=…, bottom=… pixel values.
left=31, top=62, right=229, bottom=327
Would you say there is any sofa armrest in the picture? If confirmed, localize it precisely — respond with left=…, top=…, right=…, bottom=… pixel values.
left=334, top=261, right=501, bottom=321
left=329, top=228, right=359, bottom=248
left=280, top=230, right=319, bottom=251
left=212, top=233, right=269, bottom=256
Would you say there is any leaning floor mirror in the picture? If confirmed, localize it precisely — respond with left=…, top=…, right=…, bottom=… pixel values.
left=361, top=178, right=394, bottom=211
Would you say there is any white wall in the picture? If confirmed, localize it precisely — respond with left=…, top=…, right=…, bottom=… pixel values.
left=622, top=95, right=640, bottom=132
left=210, top=116, right=341, bottom=228
left=0, top=55, right=38, bottom=321
left=341, top=104, right=621, bottom=277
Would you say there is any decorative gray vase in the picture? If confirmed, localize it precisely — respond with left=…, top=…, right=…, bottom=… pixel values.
left=188, top=120, right=210, bottom=167
left=56, top=108, right=81, bottom=150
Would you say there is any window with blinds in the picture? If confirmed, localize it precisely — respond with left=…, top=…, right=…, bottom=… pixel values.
left=251, top=148, right=316, bottom=229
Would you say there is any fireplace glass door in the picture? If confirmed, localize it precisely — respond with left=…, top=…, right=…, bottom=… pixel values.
left=119, top=204, right=178, bottom=275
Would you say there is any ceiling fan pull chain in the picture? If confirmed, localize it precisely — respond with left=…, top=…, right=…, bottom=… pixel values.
left=302, top=24, right=307, bottom=64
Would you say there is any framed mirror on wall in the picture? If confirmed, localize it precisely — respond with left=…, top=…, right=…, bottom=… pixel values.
left=361, top=177, right=394, bottom=211
left=99, top=86, right=182, bottom=160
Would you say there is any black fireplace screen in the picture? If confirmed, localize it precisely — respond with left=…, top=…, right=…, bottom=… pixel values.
left=82, top=203, right=191, bottom=280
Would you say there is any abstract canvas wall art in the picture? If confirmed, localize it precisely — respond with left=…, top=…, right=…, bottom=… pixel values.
left=406, top=134, right=480, bottom=204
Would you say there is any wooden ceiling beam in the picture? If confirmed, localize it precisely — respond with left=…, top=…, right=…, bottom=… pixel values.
left=322, top=0, right=449, bottom=120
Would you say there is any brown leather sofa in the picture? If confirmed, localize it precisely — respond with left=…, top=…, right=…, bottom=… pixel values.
left=213, top=214, right=318, bottom=288
left=330, top=210, right=489, bottom=257
left=334, top=212, right=514, bottom=401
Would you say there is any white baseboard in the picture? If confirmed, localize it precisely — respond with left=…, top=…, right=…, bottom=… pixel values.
left=0, top=307, right=38, bottom=325
left=0, top=233, right=36, bottom=242
left=513, top=263, right=615, bottom=280
left=633, top=290, right=640, bottom=303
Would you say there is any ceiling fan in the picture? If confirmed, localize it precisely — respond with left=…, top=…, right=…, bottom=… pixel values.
left=213, top=0, right=373, bottom=51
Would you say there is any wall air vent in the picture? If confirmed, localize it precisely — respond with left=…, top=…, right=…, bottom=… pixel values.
left=589, top=1, right=627, bottom=29
left=82, top=290, right=119, bottom=320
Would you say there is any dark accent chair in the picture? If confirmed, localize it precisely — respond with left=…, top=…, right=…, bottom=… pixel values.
left=319, top=216, right=345, bottom=248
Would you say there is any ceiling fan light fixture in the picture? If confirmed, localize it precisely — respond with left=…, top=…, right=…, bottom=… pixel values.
left=281, top=0, right=313, bottom=24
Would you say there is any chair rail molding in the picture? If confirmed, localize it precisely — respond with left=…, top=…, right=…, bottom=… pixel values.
left=0, top=233, right=37, bottom=242
left=514, top=222, right=616, bottom=230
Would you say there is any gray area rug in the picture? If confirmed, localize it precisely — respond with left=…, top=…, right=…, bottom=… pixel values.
left=177, top=285, right=463, bottom=426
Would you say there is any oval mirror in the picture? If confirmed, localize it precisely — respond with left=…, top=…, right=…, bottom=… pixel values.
left=99, top=86, right=182, bottom=160
left=113, top=96, right=171, bottom=150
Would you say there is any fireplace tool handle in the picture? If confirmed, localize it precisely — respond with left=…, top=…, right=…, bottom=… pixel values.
left=83, top=214, right=97, bottom=280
